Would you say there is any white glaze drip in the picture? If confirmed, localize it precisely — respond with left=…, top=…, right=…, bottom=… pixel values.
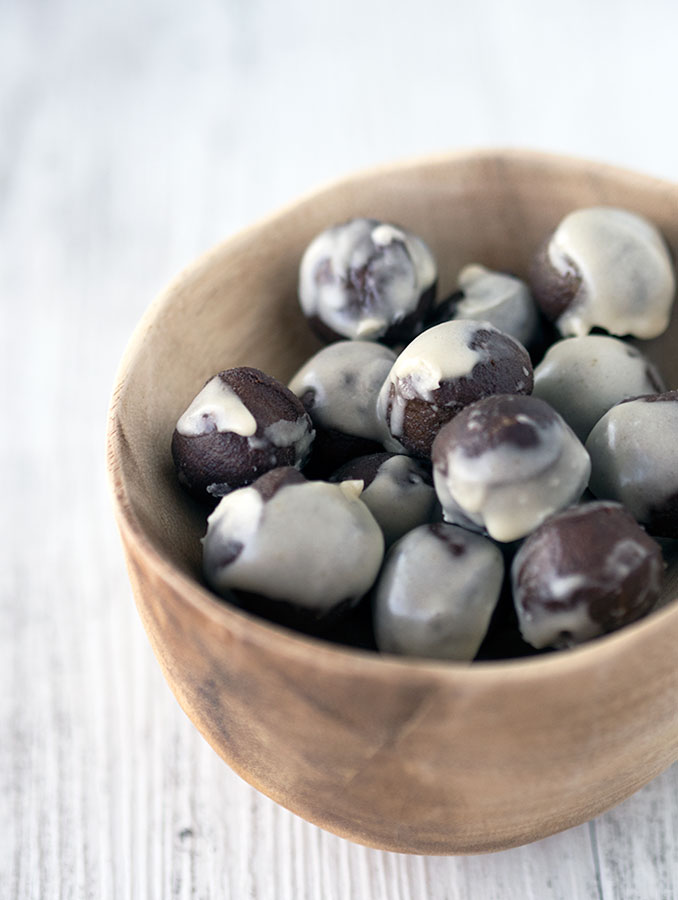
left=390, top=320, right=485, bottom=387
left=517, top=602, right=598, bottom=649
left=177, top=375, right=257, bottom=437
left=259, top=416, right=314, bottom=465
left=371, top=224, right=406, bottom=246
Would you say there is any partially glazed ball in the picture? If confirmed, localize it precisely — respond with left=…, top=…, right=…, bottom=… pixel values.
left=288, top=340, right=395, bottom=474
left=298, top=218, right=437, bottom=343
left=373, top=523, right=504, bottom=660
left=432, top=263, right=539, bottom=349
left=533, top=335, right=665, bottom=441
left=172, top=368, right=314, bottom=501
left=289, top=341, right=396, bottom=440
left=376, top=320, right=533, bottom=459
left=586, top=391, right=678, bottom=538
left=203, top=468, right=384, bottom=616
left=529, top=206, right=676, bottom=338
left=330, top=453, right=436, bottom=547
left=431, top=394, right=591, bottom=542
left=512, top=501, right=664, bottom=649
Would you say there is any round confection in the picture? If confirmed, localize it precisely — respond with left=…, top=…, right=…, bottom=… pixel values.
left=330, top=453, right=436, bottom=547
left=512, top=501, right=664, bottom=649
left=298, top=218, right=437, bottom=344
left=376, top=320, right=533, bottom=459
left=202, top=468, right=384, bottom=616
left=289, top=341, right=396, bottom=440
left=431, top=263, right=539, bottom=349
left=288, top=340, right=396, bottom=475
left=532, top=335, right=665, bottom=441
left=431, top=393, right=591, bottom=542
left=529, top=206, right=676, bottom=339
left=586, top=391, right=678, bottom=538
left=172, top=367, right=314, bottom=501
left=373, top=523, right=504, bottom=660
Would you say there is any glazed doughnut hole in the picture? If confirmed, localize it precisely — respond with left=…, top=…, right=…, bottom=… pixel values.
left=586, top=391, right=678, bottom=538
left=373, top=523, right=504, bottom=660
left=298, top=218, right=437, bottom=344
left=431, top=394, right=591, bottom=542
left=329, top=452, right=436, bottom=547
left=512, top=502, right=664, bottom=649
left=376, top=320, right=534, bottom=459
left=529, top=206, right=675, bottom=339
left=172, top=367, right=314, bottom=502
left=202, top=467, right=384, bottom=622
left=430, top=263, right=540, bottom=350
left=532, top=335, right=665, bottom=441
left=288, top=340, right=396, bottom=476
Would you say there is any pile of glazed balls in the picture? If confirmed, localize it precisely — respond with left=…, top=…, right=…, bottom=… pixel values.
left=172, top=210, right=678, bottom=661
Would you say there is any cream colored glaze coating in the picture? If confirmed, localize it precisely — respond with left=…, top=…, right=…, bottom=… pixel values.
left=177, top=374, right=257, bottom=437
left=288, top=340, right=396, bottom=440
left=251, top=416, right=315, bottom=457
left=513, top=518, right=664, bottom=649
left=548, top=206, right=676, bottom=338
left=202, top=479, right=384, bottom=611
left=453, top=263, right=539, bottom=347
left=200, top=415, right=314, bottom=499
left=298, top=218, right=437, bottom=340
left=533, top=335, right=665, bottom=441
left=586, top=396, right=678, bottom=521
left=374, top=524, right=504, bottom=660
left=433, top=406, right=591, bottom=542
left=376, top=320, right=499, bottom=448
left=515, top=574, right=597, bottom=648
left=358, top=455, right=436, bottom=546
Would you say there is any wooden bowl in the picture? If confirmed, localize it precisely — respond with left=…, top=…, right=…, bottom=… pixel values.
left=107, top=149, right=678, bottom=855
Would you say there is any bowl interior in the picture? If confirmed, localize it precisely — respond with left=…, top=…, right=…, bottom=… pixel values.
left=112, top=148, right=678, bottom=611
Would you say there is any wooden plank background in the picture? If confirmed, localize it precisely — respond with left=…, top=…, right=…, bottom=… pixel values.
left=2, top=0, right=677, bottom=897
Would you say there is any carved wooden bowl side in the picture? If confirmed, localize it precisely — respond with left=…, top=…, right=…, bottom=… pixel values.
left=107, top=149, right=678, bottom=854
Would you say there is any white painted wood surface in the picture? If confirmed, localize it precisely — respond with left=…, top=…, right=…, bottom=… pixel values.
left=2, top=1, right=678, bottom=896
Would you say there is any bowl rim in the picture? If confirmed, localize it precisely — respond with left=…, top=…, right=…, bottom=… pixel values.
left=106, top=145, right=678, bottom=686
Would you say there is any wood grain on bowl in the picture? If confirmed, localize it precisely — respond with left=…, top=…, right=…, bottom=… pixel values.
left=107, top=149, right=678, bottom=854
